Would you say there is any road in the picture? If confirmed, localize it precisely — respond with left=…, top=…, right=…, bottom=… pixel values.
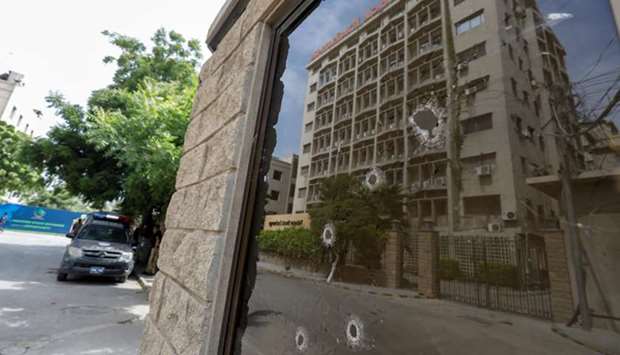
left=241, top=271, right=594, bottom=355
left=0, top=231, right=147, bottom=355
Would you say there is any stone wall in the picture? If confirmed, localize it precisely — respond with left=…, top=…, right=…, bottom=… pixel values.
left=140, top=1, right=282, bottom=353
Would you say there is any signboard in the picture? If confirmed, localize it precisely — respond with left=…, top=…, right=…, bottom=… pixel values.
left=264, top=213, right=311, bottom=231
left=0, top=203, right=83, bottom=235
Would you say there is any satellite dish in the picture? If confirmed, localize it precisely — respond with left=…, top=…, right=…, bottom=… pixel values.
left=412, top=108, right=438, bottom=131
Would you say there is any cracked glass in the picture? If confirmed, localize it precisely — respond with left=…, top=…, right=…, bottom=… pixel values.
left=235, top=0, right=620, bottom=353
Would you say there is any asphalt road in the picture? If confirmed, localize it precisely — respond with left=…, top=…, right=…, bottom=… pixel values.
left=0, top=231, right=148, bottom=355
left=241, top=271, right=594, bottom=355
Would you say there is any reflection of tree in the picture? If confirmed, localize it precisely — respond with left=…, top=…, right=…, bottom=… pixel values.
left=309, top=174, right=406, bottom=282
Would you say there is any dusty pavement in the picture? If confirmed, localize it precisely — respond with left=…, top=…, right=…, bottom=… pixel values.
left=0, top=231, right=148, bottom=355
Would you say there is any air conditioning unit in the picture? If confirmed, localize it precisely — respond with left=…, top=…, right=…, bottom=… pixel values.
left=422, top=180, right=432, bottom=189
left=475, top=165, right=492, bottom=176
left=456, top=63, right=468, bottom=72
left=488, top=223, right=502, bottom=233
left=502, top=211, right=517, bottom=221
left=435, top=176, right=447, bottom=186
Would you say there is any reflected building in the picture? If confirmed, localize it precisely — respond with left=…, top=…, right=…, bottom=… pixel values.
left=293, top=0, right=574, bottom=236
left=266, top=155, right=299, bottom=215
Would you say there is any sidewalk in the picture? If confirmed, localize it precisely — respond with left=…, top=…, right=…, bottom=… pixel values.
left=132, top=264, right=155, bottom=297
left=258, top=260, right=420, bottom=300
left=553, top=324, right=620, bottom=355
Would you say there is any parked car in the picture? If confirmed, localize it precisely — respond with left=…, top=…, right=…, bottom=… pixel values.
left=57, top=212, right=135, bottom=283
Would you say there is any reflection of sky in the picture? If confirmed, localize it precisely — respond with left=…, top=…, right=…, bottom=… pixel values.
left=274, top=0, right=377, bottom=158
left=274, top=0, right=620, bottom=158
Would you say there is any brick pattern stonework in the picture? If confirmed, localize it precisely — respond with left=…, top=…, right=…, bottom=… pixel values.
left=543, top=230, right=576, bottom=323
left=384, top=230, right=403, bottom=289
left=417, top=227, right=439, bottom=298
left=139, top=1, right=280, bottom=353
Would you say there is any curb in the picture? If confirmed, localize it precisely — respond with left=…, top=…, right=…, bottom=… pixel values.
left=259, top=265, right=421, bottom=300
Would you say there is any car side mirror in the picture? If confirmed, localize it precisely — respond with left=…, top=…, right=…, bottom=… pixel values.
left=66, top=233, right=75, bottom=239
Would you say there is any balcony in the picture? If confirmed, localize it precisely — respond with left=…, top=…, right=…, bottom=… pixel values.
left=353, top=129, right=375, bottom=142
left=335, top=112, right=352, bottom=123
left=410, top=176, right=448, bottom=193
left=381, top=61, right=405, bottom=76
left=377, top=152, right=404, bottom=164
left=377, top=120, right=403, bottom=134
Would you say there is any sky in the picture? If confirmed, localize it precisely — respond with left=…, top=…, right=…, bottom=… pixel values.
left=0, top=0, right=227, bottom=137
left=273, top=0, right=620, bottom=159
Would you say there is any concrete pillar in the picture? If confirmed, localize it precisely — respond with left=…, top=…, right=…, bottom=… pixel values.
left=543, top=229, right=576, bottom=323
left=417, top=222, right=439, bottom=298
left=384, top=228, right=403, bottom=289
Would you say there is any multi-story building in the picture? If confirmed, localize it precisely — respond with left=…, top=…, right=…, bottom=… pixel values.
left=293, top=0, right=573, bottom=234
left=0, top=71, right=24, bottom=119
left=0, top=71, right=38, bottom=137
left=266, top=155, right=299, bottom=215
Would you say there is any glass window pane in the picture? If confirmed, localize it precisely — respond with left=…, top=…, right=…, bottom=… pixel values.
left=236, top=0, right=620, bottom=353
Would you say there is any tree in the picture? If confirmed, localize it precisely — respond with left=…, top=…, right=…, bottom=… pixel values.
left=309, top=175, right=406, bottom=282
left=27, top=28, right=201, bottom=220
left=0, top=121, right=42, bottom=197
left=88, top=78, right=196, bottom=218
left=22, top=185, right=93, bottom=212
left=24, top=94, right=125, bottom=208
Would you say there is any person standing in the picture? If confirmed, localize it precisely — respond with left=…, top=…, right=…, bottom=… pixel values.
left=145, top=224, right=163, bottom=275
left=0, top=213, right=8, bottom=232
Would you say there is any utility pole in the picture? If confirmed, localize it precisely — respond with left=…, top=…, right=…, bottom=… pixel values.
left=549, top=85, right=592, bottom=330
left=441, top=0, right=461, bottom=233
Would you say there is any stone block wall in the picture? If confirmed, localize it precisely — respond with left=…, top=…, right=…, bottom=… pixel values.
left=417, top=227, right=439, bottom=298
left=543, top=230, right=576, bottom=323
left=139, top=1, right=282, bottom=353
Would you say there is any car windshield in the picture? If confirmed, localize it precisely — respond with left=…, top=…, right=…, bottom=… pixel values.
left=77, top=222, right=128, bottom=243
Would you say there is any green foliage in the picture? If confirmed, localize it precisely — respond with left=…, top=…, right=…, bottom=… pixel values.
left=476, top=262, right=520, bottom=288
left=24, top=94, right=124, bottom=208
left=101, top=28, right=201, bottom=91
left=22, top=186, right=93, bottom=211
left=257, top=228, right=323, bottom=261
left=26, top=28, right=201, bottom=218
left=88, top=78, right=196, bottom=216
left=309, top=175, right=406, bottom=269
left=0, top=121, right=42, bottom=195
left=439, top=258, right=463, bottom=281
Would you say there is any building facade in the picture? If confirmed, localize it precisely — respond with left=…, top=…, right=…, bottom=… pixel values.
left=293, top=0, right=573, bottom=234
left=265, top=155, right=298, bottom=214
left=0, top=71, right=38, bottom=137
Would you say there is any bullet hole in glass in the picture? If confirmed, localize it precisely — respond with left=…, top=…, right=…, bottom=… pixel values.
left=295, top=327, right=308, bottom=352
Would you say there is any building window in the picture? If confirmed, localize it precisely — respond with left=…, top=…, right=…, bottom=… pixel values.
left=462, top=113, right=493, bottom=134
left=518, top=57, right=523, bottom=70
left=307, top=102, right=315, bottom=112
left=303, top=143, right=311, bottom=154
left=297, top=188, right=307, bottom=198
left=273, top=170, right=283, bottom=181
left=511, top=78, right=518, bottom=96
left=455, top=11, right=485, bottom=35
left=456, top=42, right=486, bottom=64
left=310, top=83, right=317, bottom=93
left=463, top=195, right=501, bottom=216
left=454, top=0, right=466, bottom=5
left=300, top=166, right=309, bottom=176
left=508, top=44, right=514, bottom=60
left=305, top=122, right=313, bottom=133
left=269, top=190, right=280, bottom=201
left=522, top=91, right=529, bottom=107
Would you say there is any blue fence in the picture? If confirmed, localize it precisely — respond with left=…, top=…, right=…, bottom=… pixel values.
left=0, top=204, right=84, bottom=235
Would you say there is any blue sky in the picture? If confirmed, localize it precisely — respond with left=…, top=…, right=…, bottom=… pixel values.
left=273, top=0, right=620, bottom=159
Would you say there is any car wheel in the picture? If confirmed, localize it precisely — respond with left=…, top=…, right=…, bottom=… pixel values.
left=57, top=273, right=68, bottom=281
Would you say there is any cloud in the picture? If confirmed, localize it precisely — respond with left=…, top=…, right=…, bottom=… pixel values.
left=547, top=12, right=574, bottom=21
